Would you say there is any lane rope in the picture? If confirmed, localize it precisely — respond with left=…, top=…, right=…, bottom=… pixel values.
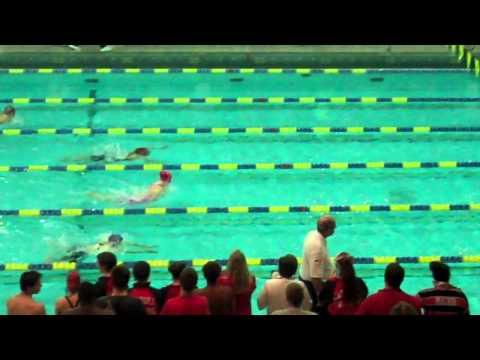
left=2, top=96, right=480, bottom=105
left=1, top=203, right=479, bottom=217
left=1, top=160, right=479, bottom=173
left=1, top=255, right=479, bottom=271
left=2, top=125, right=480, bottom=137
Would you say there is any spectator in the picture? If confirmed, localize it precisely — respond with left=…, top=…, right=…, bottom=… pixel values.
left=129, top=261, right=162, bottom=315
left=218, top=250, right=257, bottom=315
left=356, top=263, right=421, bottom=315
left=257, top=254, right=311, bottom=314
left=390, top=302, right=420, bottom=315
left=196, top=261, right=234, bottom=315
left=271, top=283, right=317, bottom=316
left=94, top=252, right=117, bottom=298
left=325, top=252, right=368, bottom=315
left=157, top=261, right=186, bottom=311
left=64, top=282, right=114, bottom=315
left=161, top=267, right=209, bottom=315
left=300, top=215, right=336, bottom=311
left=7, top=271, right=46, bottom=315
left=417, top=261, right=469, bottom=315
left=96, top=265, right=146, bottom=315
left=55, top=271, right=81, bottom=314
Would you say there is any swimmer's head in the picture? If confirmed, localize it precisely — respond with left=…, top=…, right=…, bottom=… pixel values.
left=3, top=106, right=15, bottom=117
left=67, top=271, right=81, bottom=293
left=134, top=147, right=150, bottom=156
left=160, top=170, right=172, bottom=184
left=108, top=234, right=124, bottom=246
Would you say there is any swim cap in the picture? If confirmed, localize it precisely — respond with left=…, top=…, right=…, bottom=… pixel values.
left=134, top=147, right=150, bottom=156
left=160, top=170, right=172, bottom=183
left=4, top=106, right=15, bottom=116
left=67, top=271, right=81, bottom=293
left=108, top=234, right=123, bottom=244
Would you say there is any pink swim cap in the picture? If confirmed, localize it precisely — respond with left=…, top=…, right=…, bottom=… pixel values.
left=160, top=170, right=172, bottom=183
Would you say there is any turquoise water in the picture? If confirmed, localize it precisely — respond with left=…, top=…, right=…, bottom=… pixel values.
left=1, top=71, right=480, bottom=315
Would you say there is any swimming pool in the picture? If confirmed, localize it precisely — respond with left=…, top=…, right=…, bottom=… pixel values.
left=0, top=68, right=480, bottom=315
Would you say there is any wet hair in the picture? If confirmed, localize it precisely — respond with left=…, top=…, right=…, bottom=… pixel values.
left=97, top=252, right=117, bottom=272
left=108, top=234, right=123, bottom=244
left=335, top=253, right=359, bottom=304
left=429, top=261, right=450, bottom=282
left=78, top=282, right=97, bottom=305
left=202, top=261, right=222, bottom=285
left=111, top=265, right=130, bottom=291
left=385, top=263, right=405, bottom=289
left=227, top=250, right=251, bottom=292
left=20, top=271, right=41, bottom=292
left=134, top=147, right=150, bottom=156
left=168, top=261, right=186, bottom=280
left=3, top=106, right=15, bottom=116
left=278, top=254, right=298, bottom=278
left=390, top=302, right=419, bottom=315
left=179, top=267, right=198, bottom=293
left=133, top=261, right=150, bottom=282
left=285, top=282, right=304, bottom=308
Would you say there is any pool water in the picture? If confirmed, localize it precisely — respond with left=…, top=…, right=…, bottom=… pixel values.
left=0, top=70, right=480, bottom=315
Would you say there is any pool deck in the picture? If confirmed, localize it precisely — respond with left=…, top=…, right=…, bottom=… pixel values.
left=0, top=45, right=475, bottom=68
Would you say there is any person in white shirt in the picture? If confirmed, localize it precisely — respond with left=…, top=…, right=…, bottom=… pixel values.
left=257, top=254, right=311, bottom=314
left=271, top=282, right=317, bottom=316
left=299, top=215, right=336, bottom=312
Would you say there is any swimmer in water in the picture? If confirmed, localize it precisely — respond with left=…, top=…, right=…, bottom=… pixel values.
left=89, top=147, right=152, bottom=163
left=89, top=170, right=173, bottom=205
left=58, top=234, right=158, bottom=263
left=0, top=106, right=16, bottom=124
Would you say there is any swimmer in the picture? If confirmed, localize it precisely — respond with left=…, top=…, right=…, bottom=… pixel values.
left=90, top=147, right=151, bottom=162
left=89, top=170, right=173, bottom=205
left=58, top=234, right=158, bottom=263
left=0, top=106, right=16, bottom=124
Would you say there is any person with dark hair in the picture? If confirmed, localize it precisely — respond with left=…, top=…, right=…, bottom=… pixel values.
left=96, top=265, right=146, bottom=315
left=94, top=251, right=117, bottom=298
left=0, top=106, right=16, bottom=124
left=161, top=267, right=209, bottom=315
left=55, top=271, right=81, bottom=314
left=258, top=254, right=311, bottom=314
left=356, top=263, right=421, bottom=315
left=157, top=261, right=187, bottom=311
left=300, top=215, right=336, bottom=311
left=218, top=250, right=256, bottom=315
left=325, top=252, right=368, bottom=315
left=196, top=261, right=234, bottom=315
left=7, top=271, right=46, bottom=315
left=390, top=302, right=420, bottom=315
left=64, top=282, right=114, bottom=315
left=271, top=283, right=317, bottom=315
left=129, top=261, right=162, bottom=315
left=417, top=261, right=469, bottom=315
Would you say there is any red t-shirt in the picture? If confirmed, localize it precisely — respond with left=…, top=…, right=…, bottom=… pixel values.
left=327, top=277, right=363, bottom=316
left=166, top=284, right=181, bottom=300
left=217, top=274, right=256, bottom=315
left=161, top=294, right=210, bottom=315
left=356, top=288, right=422, bottom=315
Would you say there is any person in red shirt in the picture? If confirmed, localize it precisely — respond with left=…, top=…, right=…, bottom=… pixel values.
left=161, top=267, right=210, bottom=315
left=356, top=263, right=421, bottom=315
left=129, top=261, right=162, bottom=315
left=94, top=252, right=117, bottom=298
left=326, top=252, right=368, bottom=316
left=157, top=261, right=186, bottom=311
left=217, top=250, right=256, bottom=315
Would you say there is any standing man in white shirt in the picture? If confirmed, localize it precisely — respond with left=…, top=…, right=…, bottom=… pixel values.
left=300, top=215, right=336, bottom=312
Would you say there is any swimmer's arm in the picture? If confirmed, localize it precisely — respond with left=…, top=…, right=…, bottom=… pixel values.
left=125, top=249, right=158, bottom=254
left=128, top=242, right=157, bottom=250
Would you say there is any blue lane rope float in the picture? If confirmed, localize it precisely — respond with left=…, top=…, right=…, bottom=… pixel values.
left=2, top=255, right=480, bottom=272
left=2, top=96, right=480, bottom=105
left=1, top=203, right=479, bottom=217
left=2, top=160, right=479, bottom=173
left=2, top=125, right=480, bottom=137
left=0, top=68, right=471, bottom=76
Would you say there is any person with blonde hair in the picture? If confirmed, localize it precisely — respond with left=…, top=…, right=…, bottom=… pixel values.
left=218, top=250, right=256, bottom=315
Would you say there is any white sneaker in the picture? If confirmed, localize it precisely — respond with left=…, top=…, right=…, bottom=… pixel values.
left=68, top=45, right=81, bottom=51
left=100, top=45, right=114, bottom=52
